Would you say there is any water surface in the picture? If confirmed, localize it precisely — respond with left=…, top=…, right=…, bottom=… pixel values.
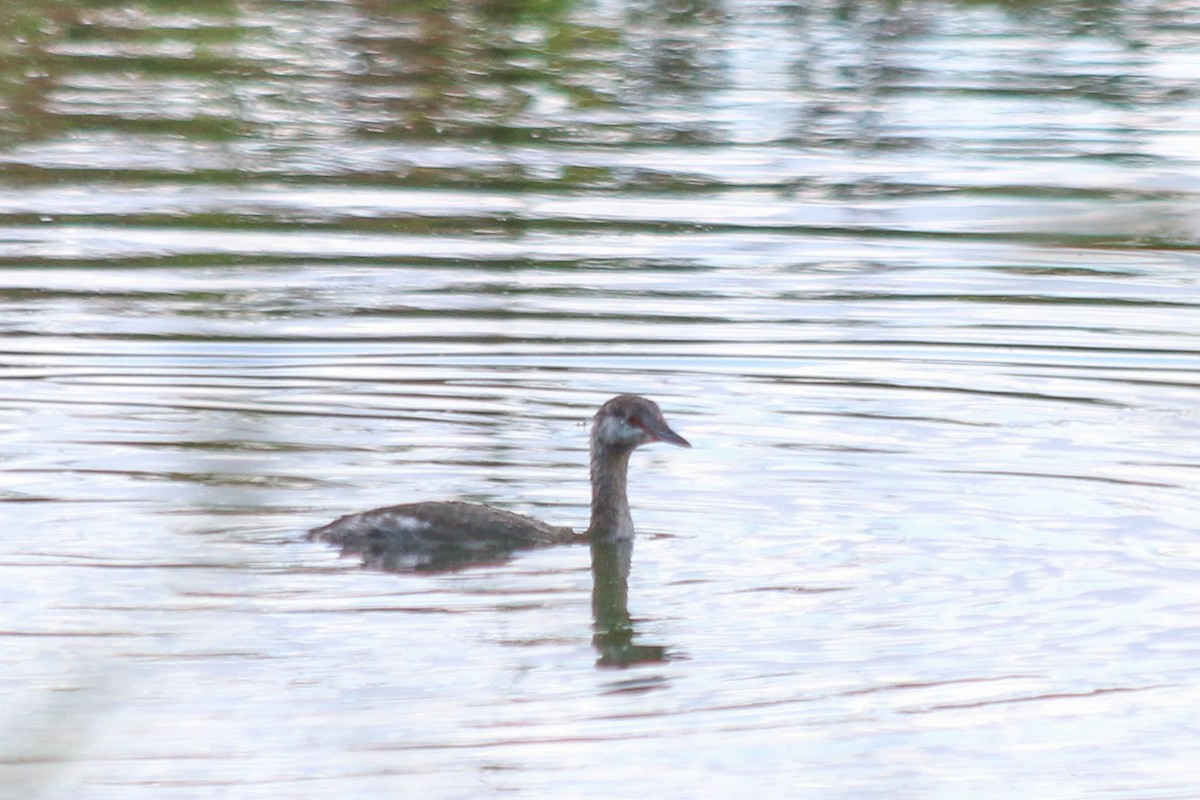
left=1, top=1, right=1199, bottom=798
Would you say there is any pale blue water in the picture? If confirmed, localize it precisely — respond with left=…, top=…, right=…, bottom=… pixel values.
left=1, top=1, right=1199, bottom=798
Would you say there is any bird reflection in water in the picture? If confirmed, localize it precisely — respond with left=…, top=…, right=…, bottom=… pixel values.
left=590, top=538, right=674, bottom=668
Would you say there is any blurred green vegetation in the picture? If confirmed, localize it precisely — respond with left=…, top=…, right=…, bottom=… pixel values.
left=0, top=0, right=1189, bottom=169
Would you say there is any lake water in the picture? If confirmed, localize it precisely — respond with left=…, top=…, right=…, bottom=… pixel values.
left=2, top=1, right=1199, bottom=797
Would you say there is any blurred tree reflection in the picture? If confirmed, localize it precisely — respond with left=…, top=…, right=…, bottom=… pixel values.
left=0, top=0, right=1186, bottom=153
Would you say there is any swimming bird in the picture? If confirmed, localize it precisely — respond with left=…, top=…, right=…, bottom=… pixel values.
left=308, top=394, right=690, bottom=570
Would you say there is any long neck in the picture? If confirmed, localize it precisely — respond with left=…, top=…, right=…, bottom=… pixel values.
left=586, top=440, right=635, bottom=542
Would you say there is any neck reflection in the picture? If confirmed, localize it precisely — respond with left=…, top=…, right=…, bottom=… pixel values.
left=589, top=539, right=674, bottom=668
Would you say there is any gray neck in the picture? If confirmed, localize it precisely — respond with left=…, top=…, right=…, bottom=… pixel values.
left=586, top=441, right=635, bottom=542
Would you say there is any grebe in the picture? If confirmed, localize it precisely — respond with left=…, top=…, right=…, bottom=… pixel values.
left=308, top=394, right=690, bottom=570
